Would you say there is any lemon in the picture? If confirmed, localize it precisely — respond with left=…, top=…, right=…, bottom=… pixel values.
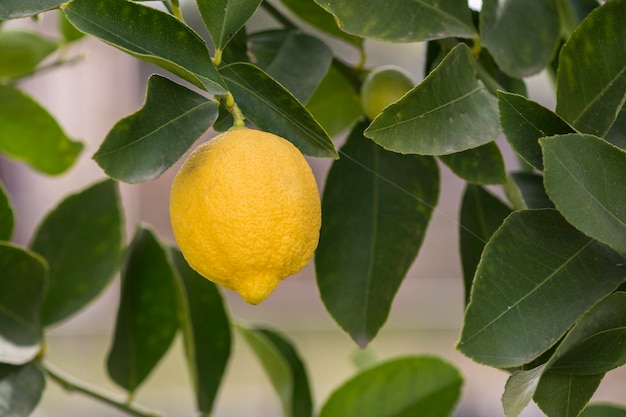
left=360, top=65, right=414, bottom=120
left=169, top=127, right=321, bottom=304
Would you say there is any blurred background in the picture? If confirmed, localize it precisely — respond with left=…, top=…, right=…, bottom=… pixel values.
left=1, top=1, right=624, bottom=416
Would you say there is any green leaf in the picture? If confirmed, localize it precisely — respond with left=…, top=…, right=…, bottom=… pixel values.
left=365, top=44, right=500, bottom=155
left=557, top=0, right=600, bottom=38
left=0, top=85, right=83, bottom=175
left=502, top=364, right=547, bottom=417
left=555, top=0, right=626, bottom=137
left=510, top=172, right=554, bottom=209
left=169, top=248, right=231, bottom=414
left=581, top=404, right=626, bottom=417
left=314, top=0, right=476, bottom=43
left=541, top=134, right=626, bottom=256
left=0, top=244, right=46, bottom=365
left=0, top=30, right=58, bottom=79
left=63, top=0, right=227, bottom=95
left=238, top=325, right=313, bottom=417
left=31, top=180, right=123, bottom=327
left=94, top=75, right=218, bottom=183
left=219, top=62, right=338, bottom=158
left=319, top=356, right=462, bottom=417
left=316, top=122, right=439, bottom=347
left=534, top=371, right=604, bottom=417
left=107, top=226, right=179, bottom=394
left=58, top=11, right=85, bottom=43
left=0, top=362, right=45, bottom=416
left=498, top=91, right=575, bottom=171
left=278, top=0, right=363, bottom=48
left=0, top=181, right=13, bottom=241
left=306, top=66, right=362, bottom=138
left=197, top=0, right=262, bottom=52
left=0, top=0, right=65, bottom=18
left=606, top=108, right=626, bottom=149
left=248, top=30, right=332, bottom=103
left=459, top=185, right=512, bottom=304
left=439, top=142, right=506, bottom=184
left=481, top=0, right=560, bottom=78
left=457, top=209, right=626, bottom=368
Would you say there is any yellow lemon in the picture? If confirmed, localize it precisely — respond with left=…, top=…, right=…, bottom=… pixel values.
left=360, top=65, right=414, bottom=120
left=169, top=127, right=321, bottom=304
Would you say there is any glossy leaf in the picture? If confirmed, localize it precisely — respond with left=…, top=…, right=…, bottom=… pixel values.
left=481, top=0, right=560, bottom=78
left=169, top=248, right=231, bottom=414
left=316, top=122, right=439, bottom=347
left=238, top=326, right=312, bottom=417
left=219, top=62, right=338, bottom=158
left=459, top=185, right=512, bottom=304
left=0, top=30, right=58, bottom=78
left=439, top=142, right=506, bottom=184
left=197, top=0, right=262, bottom=52
left=319, top=356, right=462, bottom=417
left=581, top=404, right=626, bottom=417
left=0, top=0, right=65, bottom=18
left=365, top=44, right=500, bottom=155
left=0, top=85, right=83, bottom=175
left=510, top=172, right=554, bottom=209
left=278, top=0, right=363, bottom=48
left=0, top=243, right=46, bottom=365
left=502, top=364, right=546, bottom=417
left=498, top=91, right=574, bottom=170
left=107, top=226, right=179, bottom=394
left=0, top=181, right=13, bottom=241
left=31, top=180, right=123, bottom=327
left=0, top=362, right=45, bottom=416
left=541, top=134, right=626, bottom=256
left=306, top=66, right=362, bottom=137
left=314, top=0, right=476, bottom=43
left=534, top=371, right=604, bottom=417
left=94, top=75, right=218, bottom=183
left=458, top=209, right=626, bottom=368
left=555, top=0, right=626, bottom=137
left=63, top=0, right=227, bottom=94
left=248, top=30, right=332, bottom=103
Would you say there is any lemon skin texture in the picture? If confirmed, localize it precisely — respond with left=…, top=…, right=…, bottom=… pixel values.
left=170, top=128, right=321, bottom=304
left=361, top=65, right=414, bottom=120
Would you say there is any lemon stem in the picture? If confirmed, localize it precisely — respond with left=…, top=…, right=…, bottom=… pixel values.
left=170, top=0, right=183, bottom=20
left=225, top=92, right=246, bottom=128
left=212, top=49, right=223, bottom=67
left=471, top=35, right=482, bottom=56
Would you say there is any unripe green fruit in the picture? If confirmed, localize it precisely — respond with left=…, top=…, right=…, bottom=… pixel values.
left=360, top=65, right=414, bottom=120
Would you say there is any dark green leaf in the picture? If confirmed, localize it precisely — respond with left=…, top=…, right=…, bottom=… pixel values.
left=169, top=248, right=231, bottom=414
left=459, top=185, right=512, bottom=304
left=238, top=326, right=312, bottom=417
left=458, top=209, right=626, bottom=368
left=278, top=0, right=363, bottom=48
left=555, top=0, right=626, bottom=137
left=220, top=26, right=249, bottom=65
left=581, top=404, right=626, bottom=417
left=314, top=0, right=475, bottom=42
left=197, top=0, right=262, bottom=52
left=541, top=134, right=626, bottom=256
left=0, top=30, right=58, bottom=78
left=0, top=0, right=65, bottom=18
left=534, top=372, right=604, bottom=417
left=0, top=181, right=13, bottom=241
left=0, top=85, right=83, bottom=175
left=316, top=122, right=439, bottom=346
left=498, top=91, right=574, bottom=170
left=606, top=108, right=626, bottom=149
left=365, top=44, right=500, bottom=155
left=557, top=0, right=599, bottom=37
left=63, top=0, right=227, bottom=94
left=107, top=226, right=179, bottom=394
left=510, top=172, right=554, bottom=209
left=306, top=66, right=362, bottom=138
left=31, top=180, right=123, bottom=327
left=94, top=75, right=218, bottom=183
left=248, top=30, right=332, bottom=103
left=0, top=362, right=45, bottom=416
left=481, top=0, right=560, bottom=78
left=0, top=244, right=46, bottom=365
left=219, top=62, right=337, bottom=158
left=439, top=142, right=506, bottom=184
left=319, top=356, right=462, bottom=417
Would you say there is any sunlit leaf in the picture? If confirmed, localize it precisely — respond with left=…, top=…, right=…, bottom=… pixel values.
left=502, top=364, right=547, bottom=417
left=365, top=44, right=500, bottom=155
left=0, top=30, right=58, bottom=78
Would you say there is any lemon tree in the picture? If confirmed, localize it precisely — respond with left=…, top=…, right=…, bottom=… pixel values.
left=1, top=1, right=626, bottom=417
